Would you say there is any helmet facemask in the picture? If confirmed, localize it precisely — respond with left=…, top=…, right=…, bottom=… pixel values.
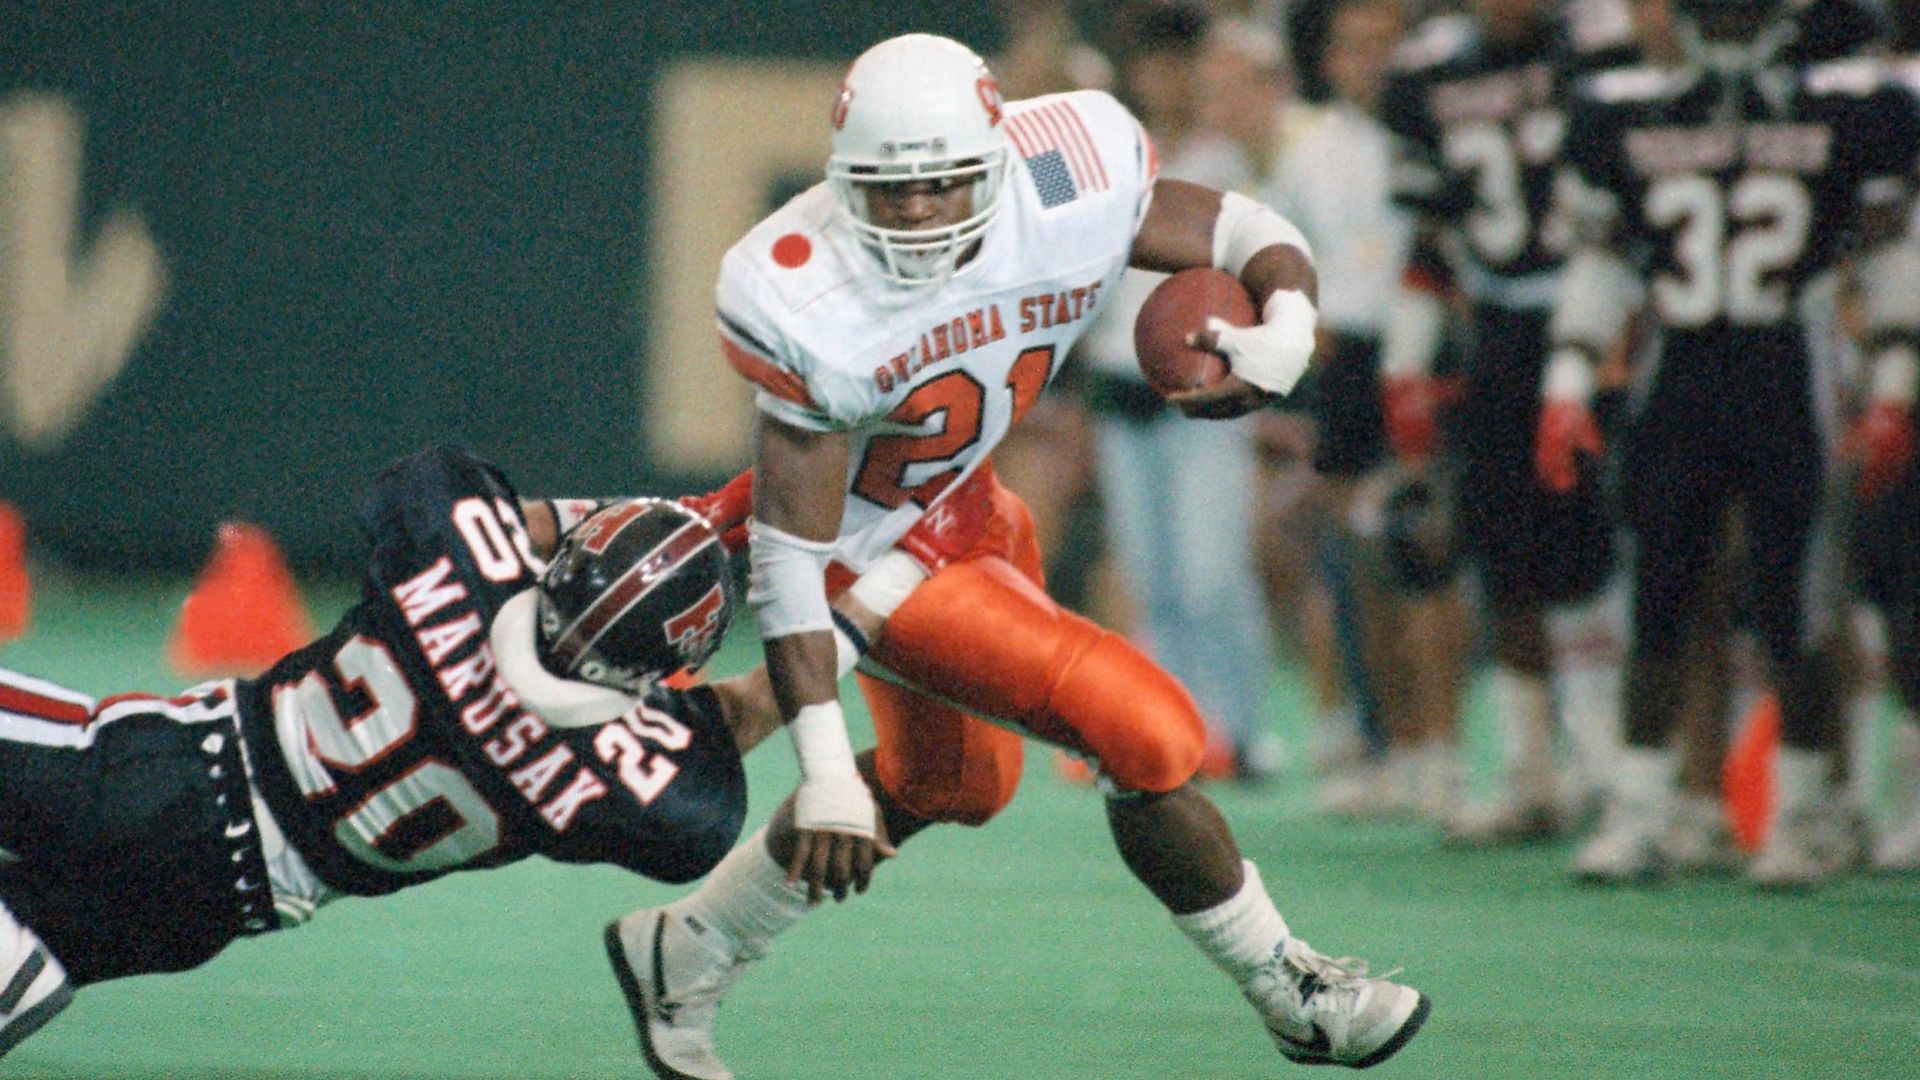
left=827, top=151, right=1012, bottom=285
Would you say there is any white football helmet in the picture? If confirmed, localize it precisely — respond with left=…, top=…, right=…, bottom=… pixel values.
left=826, top=34, right=1013, bottom=285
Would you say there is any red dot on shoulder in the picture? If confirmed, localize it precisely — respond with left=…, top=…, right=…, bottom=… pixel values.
left=771, top=233, right=812, bottom=269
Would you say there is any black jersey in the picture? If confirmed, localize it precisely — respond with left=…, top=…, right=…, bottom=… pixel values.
left=1563, top=58, right=1920, bottom=346
left=1379, top=0, right=1879, bottom=311
left=1380, top=0, right=1639, bottom=306
left=236, top=447, right=747, bottom=897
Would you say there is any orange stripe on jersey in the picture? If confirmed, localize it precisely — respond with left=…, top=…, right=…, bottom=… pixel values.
left=720, top=337, right=815, bottom=409
left=0, top=684, right=91, bottom=724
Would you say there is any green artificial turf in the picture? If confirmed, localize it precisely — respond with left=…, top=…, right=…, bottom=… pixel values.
left=0, top=574, right=1914, bottom=1079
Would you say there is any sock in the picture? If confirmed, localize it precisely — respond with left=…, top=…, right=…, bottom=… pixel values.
left=1413, top=736, right=1460, bottom=817
left=1548, top=589, right=1626, bottom=803
left=1491, top=665, right=1556, bottom=810
left=1773, top=747, right=1832, bottom=818
left=1844, top=688, right=1881, bottom=814
left=667, top=826, right=812, bottom=951
left=1172, top=859, right=1291, bottom=984
left=1615, top=745, right=1677, bottom=826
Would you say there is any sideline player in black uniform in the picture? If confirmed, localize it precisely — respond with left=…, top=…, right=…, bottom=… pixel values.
left=1852, top=392, right=1920, bottom=869
left=1377, top=0, right=1637, bottom=841
left=0, top=446, right=894, bottom=1056
left=1540, top=3, right=1920, bottom=886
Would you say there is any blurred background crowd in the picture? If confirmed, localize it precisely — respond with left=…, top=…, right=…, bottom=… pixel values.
left=3, top=0, right=1920, bottom=893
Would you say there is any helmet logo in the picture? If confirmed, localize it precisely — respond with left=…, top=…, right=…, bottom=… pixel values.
left=832, top=80, right=854, bottom=131
left=664, top=582, right=728, bottom=663
left=576, top=501, right=648, bottom=555
left=975, top=75, right=1003, bottom=126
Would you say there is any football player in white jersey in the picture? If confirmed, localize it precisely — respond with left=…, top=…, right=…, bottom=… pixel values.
left=605, top=34, right=1429, bottom=1076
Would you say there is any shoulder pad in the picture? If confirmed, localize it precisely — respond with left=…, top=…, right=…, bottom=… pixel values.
left=1582, top=65, right=1681, bottom=104
left=721, top=187, right=852, bottom=318
left=1390, top=16, right=1476, bottom=72
left=1803, top=57, right=1886, bottom=97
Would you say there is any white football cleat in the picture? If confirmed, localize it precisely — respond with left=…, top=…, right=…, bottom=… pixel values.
left=1660, top=795, right=1740, bottom=874
left=1571, top=797, right=1665, bottom=885
left=1242, top=938, right=1430, bottom=1069
left=1747, top=805, right=1864, bottom=889
left=0, top=904, right=71, bottom=1058
left=605, top=908, right=763, bottom=1080
left=1873, top=806, right=1920, bottom=872
left=1748, top=809, right=1830, bottom=889
left=1441, top=797, right=1559, bottom=848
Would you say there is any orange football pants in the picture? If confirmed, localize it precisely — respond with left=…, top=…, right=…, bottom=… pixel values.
left=829, top=474, right=1207, bottom=826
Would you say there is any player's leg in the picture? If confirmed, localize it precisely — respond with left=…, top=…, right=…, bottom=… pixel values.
left=1448, top=353, right=1558, bottom=842
left=608, top=733, right=950, bottom=1080
left=1872, top=598, right=1920, bottom=870
left=1662, top=529, right=1744, bottom=874
left=1744, top=445, right=1854, bottom=888
left=1573, top=423, right=1729, bottom=883
left=1859, top=461, right=1920, bottom=870
left=884, top=490, right=1426, bottom=1067
left=0, top=670, right=86, bottom=1054
left=611, top=536, right=1032, bottom=1079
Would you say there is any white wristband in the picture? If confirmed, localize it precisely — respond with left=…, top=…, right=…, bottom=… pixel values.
left=1211, top=191, right=1313, bottom=277
left=1543, top=348, right=1596, bottom=405
left=1381, top=286, right=1446, bottom=379
left=747, top=519, right=836, bottom=639
left=790, top=701, right=858, bottom=782
left=1870, top=344, right=1920, bottom=406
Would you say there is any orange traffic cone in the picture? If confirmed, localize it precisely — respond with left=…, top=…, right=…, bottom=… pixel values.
left=0, top=502, right=27, bottom=642
left=1053, top=749, right=1096, bottom=787
left=168, top=522, right=314, bottom=677
left=1723, top=692, right=1780, bottom=853
left=1198, top=723, right=1239, bottom=782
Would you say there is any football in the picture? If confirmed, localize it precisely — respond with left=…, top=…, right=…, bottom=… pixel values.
left=1133, top=267, right=1256, bottom=396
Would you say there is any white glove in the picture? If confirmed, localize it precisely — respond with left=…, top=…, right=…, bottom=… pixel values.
left=793, top=771, right=880, bottom=838
left=788, top=702, right=878, bottom=838
left=1207, top=291, right=1316, bottom=396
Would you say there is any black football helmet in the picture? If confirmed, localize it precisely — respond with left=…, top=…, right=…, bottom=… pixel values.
left=1672, top=0, right=1797, bottom=72
left=537, top=498, right=734, bottom=690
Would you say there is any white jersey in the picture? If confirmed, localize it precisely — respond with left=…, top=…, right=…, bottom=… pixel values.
left=715, top=90, right=1157, bottom=569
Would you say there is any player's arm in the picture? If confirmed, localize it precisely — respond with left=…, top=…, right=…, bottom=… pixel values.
left=1128, top=178, right=1320, bottom=419
left=1536, top=167, right=1639, bottom=492
left=707, top=584, right=893, bottom=756
left=1378, top=225, right=1455, bottom=464
left=1845, top=188, right=1920, bottom=499
left=750, top=412, right=894, bottom=896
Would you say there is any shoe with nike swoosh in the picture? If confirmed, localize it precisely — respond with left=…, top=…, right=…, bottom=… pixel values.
left=1243, top=938, right=1429, bottom=1069
left=605, top=908, right=765, bottom=1080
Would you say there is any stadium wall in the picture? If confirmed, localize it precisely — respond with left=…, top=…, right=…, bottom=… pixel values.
left=0, top=4, right=998, bottom=570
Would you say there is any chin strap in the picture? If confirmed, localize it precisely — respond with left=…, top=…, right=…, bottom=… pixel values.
left=492, top=589, right=636, bottom=729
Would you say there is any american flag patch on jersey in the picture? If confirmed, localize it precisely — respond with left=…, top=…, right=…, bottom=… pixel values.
left=1006, top=102, right=1109, bottom=209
